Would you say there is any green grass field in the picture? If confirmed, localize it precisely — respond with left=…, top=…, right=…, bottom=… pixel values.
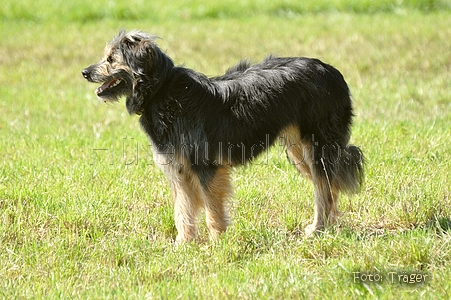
left=1, top=0, right=451, bottom=298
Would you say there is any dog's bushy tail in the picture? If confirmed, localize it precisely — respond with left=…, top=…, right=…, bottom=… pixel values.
left=318, top=143, right=365, bottom=194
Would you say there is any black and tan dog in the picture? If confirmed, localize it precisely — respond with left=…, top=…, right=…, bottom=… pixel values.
left=82, top=30, right=364, bottom=243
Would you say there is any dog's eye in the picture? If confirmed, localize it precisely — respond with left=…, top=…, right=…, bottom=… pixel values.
left=107, top=56, right=113, bottom=63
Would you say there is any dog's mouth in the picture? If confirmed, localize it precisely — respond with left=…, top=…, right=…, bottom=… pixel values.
left=95, top=78, right=124, bottom=97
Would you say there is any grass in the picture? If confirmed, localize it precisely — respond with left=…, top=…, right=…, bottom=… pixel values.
left=1, top=0, right=451, bottom=298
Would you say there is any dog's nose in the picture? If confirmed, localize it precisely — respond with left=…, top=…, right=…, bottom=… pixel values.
left=82, top=69, right=90, bottom=79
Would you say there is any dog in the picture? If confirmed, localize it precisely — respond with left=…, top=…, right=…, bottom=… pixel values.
left=82, top=29, right=364, bottom=243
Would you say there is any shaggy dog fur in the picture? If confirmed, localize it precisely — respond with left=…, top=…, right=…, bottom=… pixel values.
left=82, top=30, right=364, bottom=243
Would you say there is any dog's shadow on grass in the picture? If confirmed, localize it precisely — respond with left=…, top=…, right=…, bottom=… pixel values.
left=338, top=215, right=451, bottom=241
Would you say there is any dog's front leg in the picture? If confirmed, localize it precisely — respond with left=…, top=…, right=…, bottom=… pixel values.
left=200, top=167, right=233, bottom=240
left=168, top=173, right=204, bottom=243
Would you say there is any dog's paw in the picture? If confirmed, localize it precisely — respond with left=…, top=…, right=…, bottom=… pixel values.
left=305, top=223, right=324, bottom=237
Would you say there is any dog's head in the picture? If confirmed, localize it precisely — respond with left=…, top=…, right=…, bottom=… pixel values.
left=82, top=29, right=170, bottom=114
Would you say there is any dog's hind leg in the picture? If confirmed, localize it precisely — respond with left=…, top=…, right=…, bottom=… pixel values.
left=282, top=125, right=339, bottom=236
left=304, top=170, right=339, bottom=236
left=198, top=167, right=233, bottom=240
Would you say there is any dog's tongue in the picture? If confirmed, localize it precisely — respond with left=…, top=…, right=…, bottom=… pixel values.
left=95, top=79, right=116, bottom=95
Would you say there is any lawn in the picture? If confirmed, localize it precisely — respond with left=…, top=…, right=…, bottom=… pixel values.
left=1, top=0, right=451, bottom=299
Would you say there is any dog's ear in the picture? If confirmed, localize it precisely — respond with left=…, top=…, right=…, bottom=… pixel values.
left=119, top=30, right=157, bottom=76
left=117, top=30, right=173, bottom=115
left=117, top=31, right=157, bottom=115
